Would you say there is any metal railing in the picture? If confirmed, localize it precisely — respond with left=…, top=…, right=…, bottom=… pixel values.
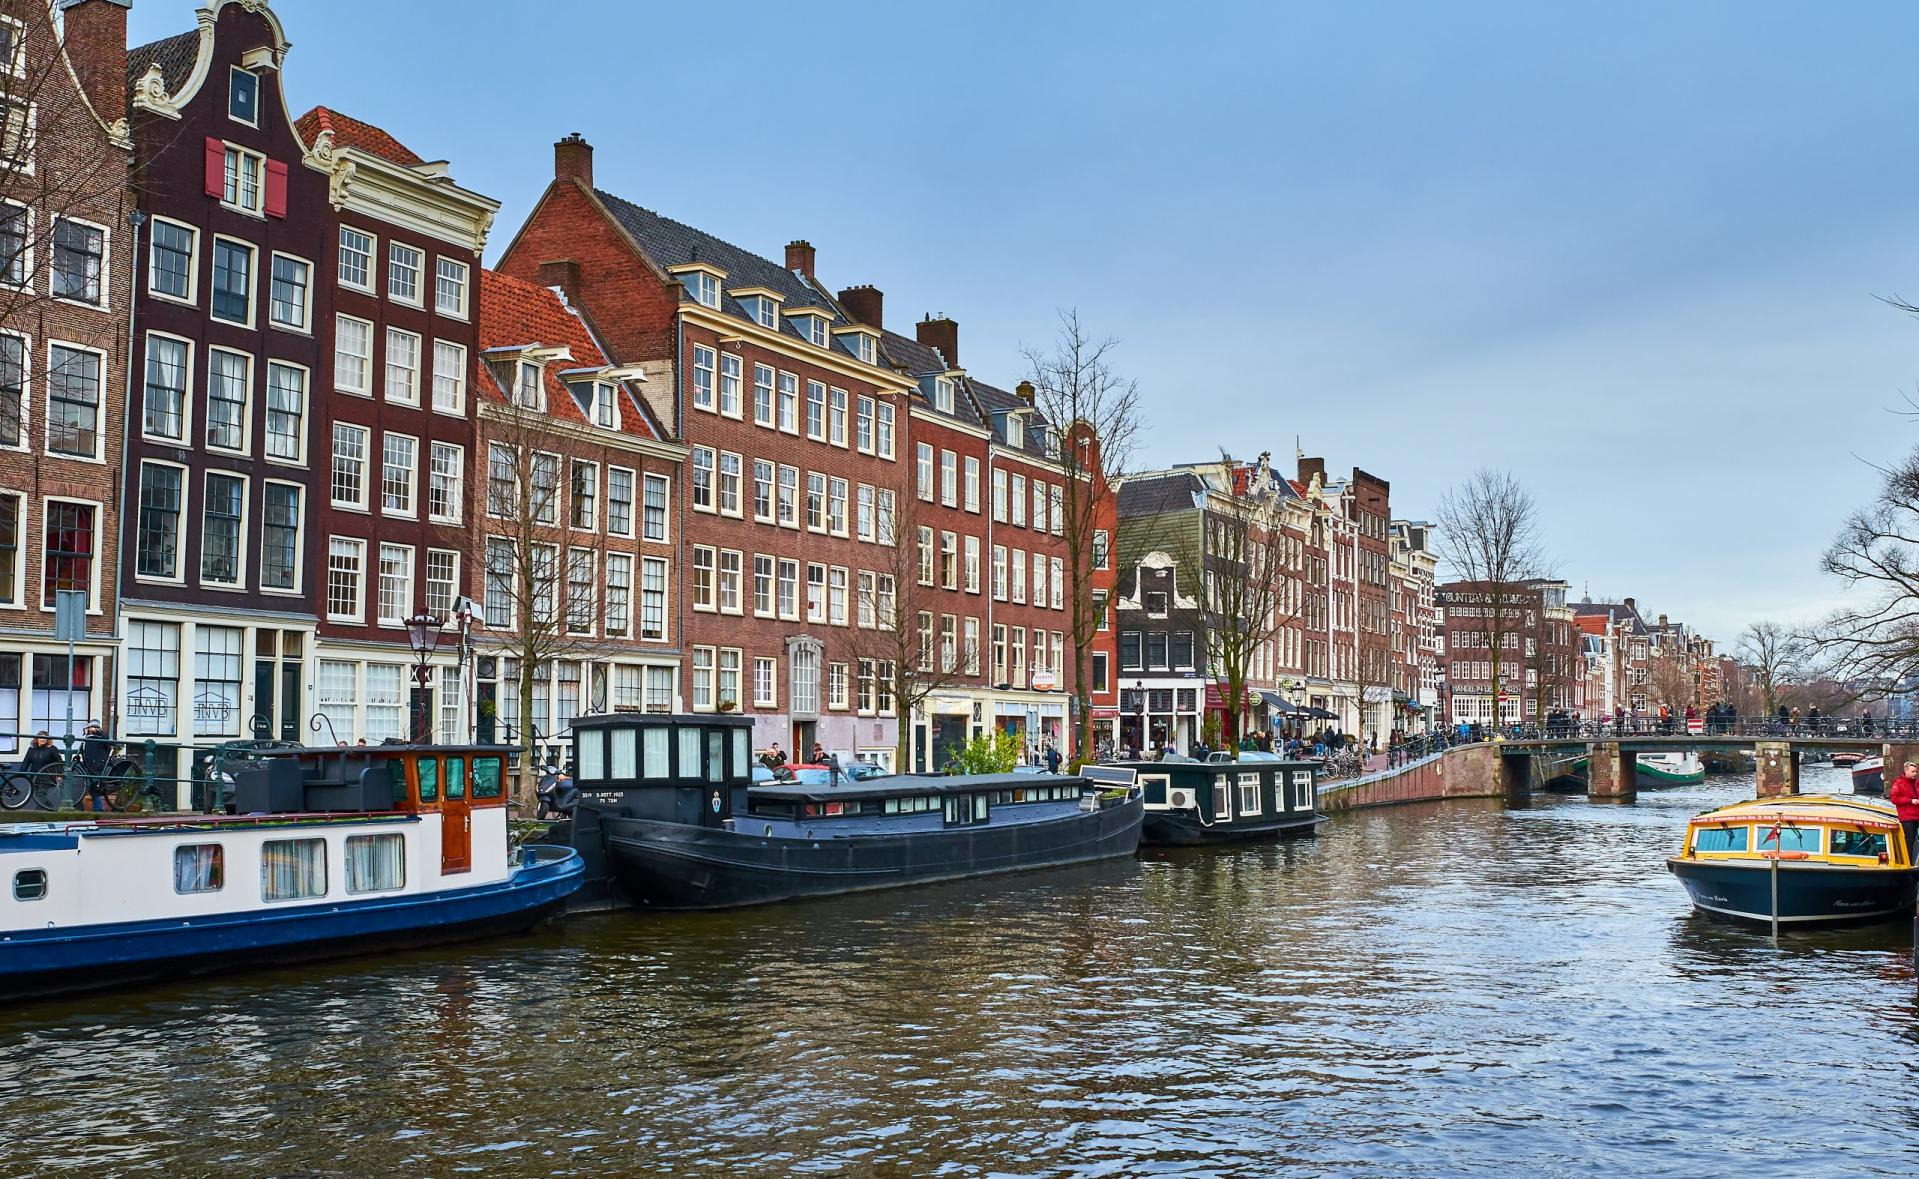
left=1492, top=715, right=1919, bottom=741
left=0, top=729, right=295, bottom=815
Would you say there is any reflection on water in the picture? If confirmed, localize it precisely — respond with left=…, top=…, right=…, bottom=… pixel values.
left=3, top=765, right=1918, bottom=1176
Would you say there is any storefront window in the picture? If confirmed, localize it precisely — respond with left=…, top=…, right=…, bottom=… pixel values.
left=192, top=625, right=243, bottom=737
left=126, top=621, right=181, bottom=737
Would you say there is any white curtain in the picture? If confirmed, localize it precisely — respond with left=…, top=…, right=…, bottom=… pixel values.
left=261, top=838, right=326, bottom=902
left=345, top=833, right=405, bottom=894
left=173, top=843, right=222, bottom=894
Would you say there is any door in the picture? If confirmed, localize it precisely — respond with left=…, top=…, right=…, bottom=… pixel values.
left=279, top=662, right=301, bottom=742
left=252, top=659, right=275, bottom=738
left=440, top=755, right=470, bottom=873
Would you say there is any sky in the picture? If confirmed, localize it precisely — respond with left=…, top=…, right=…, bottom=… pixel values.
left=129, top=0, right=1919, bottom=644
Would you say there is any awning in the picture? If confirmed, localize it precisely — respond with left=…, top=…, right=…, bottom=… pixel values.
left=1258, top=690, right=1305, bottom=715
left=1307, top=706, right=1339, bottom=720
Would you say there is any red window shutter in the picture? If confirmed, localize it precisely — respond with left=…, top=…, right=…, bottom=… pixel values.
left=264, top=159, right=288, bottom=218
left=203, top=136, right=225, bottom=198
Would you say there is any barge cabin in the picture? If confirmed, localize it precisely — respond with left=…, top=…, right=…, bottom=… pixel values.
left=1119, top=753, right=1325, bottom=846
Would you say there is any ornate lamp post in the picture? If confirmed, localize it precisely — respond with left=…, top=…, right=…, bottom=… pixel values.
left=405, top=611, right=444, bottom=745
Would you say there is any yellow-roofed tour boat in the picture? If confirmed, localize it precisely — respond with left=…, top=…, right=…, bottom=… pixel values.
left=1666, top=795, right=1919, bottom=927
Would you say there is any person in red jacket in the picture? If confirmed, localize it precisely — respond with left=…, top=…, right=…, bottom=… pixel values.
left=1889, top=761, right=1919, bottom=863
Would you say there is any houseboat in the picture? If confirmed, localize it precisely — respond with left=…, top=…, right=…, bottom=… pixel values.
left=563, top=714, right=1143, bottom=910
left=1636, top=751, right=1706, bottom=785
left=1666, top=795, right=1918, bottom=927
left=0, top=745, right=582, bottom=998
left=1122, top=753, right=1325, bottom=845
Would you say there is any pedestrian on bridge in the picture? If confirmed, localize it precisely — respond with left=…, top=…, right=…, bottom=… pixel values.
left=1891, top=761, right=1919, bottom=862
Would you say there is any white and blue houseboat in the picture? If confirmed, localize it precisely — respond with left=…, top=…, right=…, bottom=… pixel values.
left=1124, top=753, right=1325, bottom=846
left=562, top=714, right=1143, bottom=910
left=0, top=745, right=582, bottom=998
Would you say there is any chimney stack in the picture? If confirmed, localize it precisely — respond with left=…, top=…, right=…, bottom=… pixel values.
left=1298, top=455, right=1326, bottom=486
left=917, top=314, right=958, bottom=368
left=554, top=132, right=593, bottom=187
left=62, top=0, right=129, bottom=126
left=1624, top=597, right=1636, bottom=612
left=539, top=259, right=581, bottom=302
left=1015, top=380, right=1036, bottom=405
left=785, top=240, right=815, bottom=279
left=838, top=285, right=882, bottom=329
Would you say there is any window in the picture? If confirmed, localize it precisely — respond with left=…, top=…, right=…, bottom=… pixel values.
left=223, top=145, right=264, bottom=216
left=691, top=447, right=714, bottom=512
left=755, top=657, right=777, bottom=707
left=806, top=472, right=826, bottom=531
left=226, top=63, right=260, bottom=123
left=201, top=347, right=249, bottom=453
left=149, top=218, right=195, bottom=302
left=640, top=556, right=667, bottom=640
left=385, top=328, right=421, bottom=405
left=827, top=663, right=850, bottom=710
left=856, top=396, right=874, bottom=452
left=680, top=270, right=719, bottom=308
left=917, top=527, right=934, bottom=586
left=842, top=331, right=876, bottom=364
left=1011, top=548, right=1026, bottom=603
left=483, top=538, right=514, bottom=629
left=428, top=443, right=463, bottom=522
left=691, top=646, right=714, bottom=710
left=425, top=548, right=458, bottom=618
left=0, top=493, right=17, bottom=605
left=566, top=548, right=596, bottom=634
left=604, top=553, right=632, bottom=637
left=1032, top=481, right=1047, bottom=532
left=829, top=566, right=848, bottom=626
left=585, top=380, right=617, bottom=428
left=175, top=842, right=223, bottom=894
left=776, top=465, right=798, bottom=528
left=435, top=257, right=469, bottom=317
left=200, top=472, right=244, bottom=585
left=261, top=839, right=326, bottom=902
left=1091, top=651, right=1109, bottom=693
left=142, top=334, right=187, bottom=441
left=806, top=380, right=826, bottom=440
left=269, top=253, right=310, bottom=329
left=261, top=484, right=300, bottom=591
left=47, top=344, right=101, bottom=457
left=530, top=545, right=558, bottom=625
left=377, top=543, right=412, bottom=625
left=941, top=450, right=958, bottom=506
left=753, top=363, right=775, bottom=426
left=327, top=537, right=365, bottom=620
left=778, top=371, right=799, bottom=433
left=136, top=464, right=183, bottom=579
left=916, top=444, right=934, bottom=500
left=339, top=226, right=374, bottom=290
left=797, top=313, right=829, bottom=347
left=933, top=377, right=954, bottom=414
left=265, top=362, right=305, bottom=461
left=965, top=536, right=981, bottom=593
left=718, top=549, right=743, bottom=614
left=808, top=563, right=827, bottom=623
left=718, top=452, right=742, bottom=517
left=608, top=468, right=635, bottom=536
left=346, top=833, right=405, bottom=894
left=777, top=559, right=799, bottom=620
left=856, top=484, right=875, bottom=541
left=691, top=344, right=715, bottom=411
left=692, top=545, right=715, bottom=611
left=1031, top=554, right=1045, bottom=607
left=993, top=545, right=1007, bottom=600
left=332, top=423, right=368, bottom=508
left=877, top=402, right=895, bottom=459
left=514, top=361, right=543, bottom=410
left=828, top=477, right=848, bottom=535
left=941, top=531, right=958, bottom=589
left=643, top=474, right=668, bottom=541
left=719, top=353, right=741, bottom=417
left=387, top=242, right=422, bottom=304
left=829, top=387, right=848, bottom=446
left=531, top=452, right=559, bottom=524
left=1051, top=557, right=1064, bottom=609
left=335, top=315, right=372, bottom=394
left=210, top=237, right=251, bottom=323
left=753, top=460, right=775, bottom=522
left=1093, top=530, right=1110, bottom=570
left=993, top=468, right=1007, bottom=521
left=193, top=625, right=243, bottom=736
left=1012, top=475, right=1026, bottom=527
left=381, top=433, right=417, bottom=515
left=571, top=460, right=598, bottom=529
left=432, top=341, right=466, bottom=413
left=964, top=457, right=981, bottom=512
left=0, top=205, right=21, bottom=291
left=51, top=218, right=103, bottom=305
left=753, top=554, right=776, bottom=617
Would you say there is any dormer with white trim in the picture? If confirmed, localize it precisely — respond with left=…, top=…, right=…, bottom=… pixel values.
left=833, top=323, right=879, bottom=366
left=787, top=306, right=831, bottom=348
left=484, top=342, right=573, bottom=413
left=730, top=286, right=784, bottom=331
left=561, top=362, right=647, bottom=431
left=667, top=261, right=726, bottom=310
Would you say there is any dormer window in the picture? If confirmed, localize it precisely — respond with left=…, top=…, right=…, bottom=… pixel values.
left=792, top=311, right=829, bottom=348
left=835, top=328, right=877, bottom=365
left=228, top=68, right=259, bottom=126
left=733, top=290, right=782, bottom=330
left=933, top=378, right=954, bottom=414
left=680, top=271, right=718, bottom=308
left=569, top=380, right=619, bottom=429
left=1006, top=414, right=1024, bottom=449
left=515, top=362, right=543, bottom=411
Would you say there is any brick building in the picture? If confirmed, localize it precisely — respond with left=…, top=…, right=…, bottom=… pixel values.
left=1439, top=578, right=1578, bottom=727
left=0, top=0, right=133, bottom=747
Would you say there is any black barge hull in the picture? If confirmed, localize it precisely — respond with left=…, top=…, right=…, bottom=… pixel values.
left=1140, top=811, right=1327, bottom=846
left=1667, top=859, right=1919, bottom=927
left=603, top=797, right=1145, bottom=909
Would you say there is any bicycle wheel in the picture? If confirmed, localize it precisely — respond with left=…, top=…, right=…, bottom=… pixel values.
left=27, top=767, right=66, bottom=810
left=0, top=773, right=31, bottom=809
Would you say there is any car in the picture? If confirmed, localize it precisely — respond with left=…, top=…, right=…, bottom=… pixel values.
left=842, top=762, right=889, bottom=781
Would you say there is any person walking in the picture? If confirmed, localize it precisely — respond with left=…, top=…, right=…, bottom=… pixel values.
left=1044, top=745, right=1062, bottom=774
left=1891, top=761, right=1919, bottom=863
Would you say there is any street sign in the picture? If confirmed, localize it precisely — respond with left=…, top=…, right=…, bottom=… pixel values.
left=53, top=590, right=85, bottom=641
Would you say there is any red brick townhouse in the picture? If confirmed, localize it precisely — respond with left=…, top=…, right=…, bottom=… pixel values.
left=474, top=269, right=685, bottom=763
left=292, top=105, right=498, bottom=745
left=0, top=0, right=133, bottom=748
left=496, top=135, right=914, bottom=769
left=119, top=0, right=331, bottom=775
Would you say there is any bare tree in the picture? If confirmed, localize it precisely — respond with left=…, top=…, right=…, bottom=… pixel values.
left=1816, top=446, right=1919, bottom=698
left=1023, top=311, right=1143, bottom=767
left=1645, top=650, right=1694, bottom=715
left=1736, top=620, right=1806, bottom=716
left=475, top=402, right=620, bottom=798
left=1435, top=470, right=1548, bottom=726
left=842, top=470, right=978, bottom=772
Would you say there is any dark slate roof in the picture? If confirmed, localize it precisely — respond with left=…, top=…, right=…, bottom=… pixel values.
left=126, top=30, right=199, bottom=97
left=1573, top=600, right=1649, bottom=633
left=969, top=378, right=1054, bottom=457
left=592, top=189, right=846, bottom=348
left=1118, top=471, right=1203, bottom=515
left=878, top=330, right=984, bottom=428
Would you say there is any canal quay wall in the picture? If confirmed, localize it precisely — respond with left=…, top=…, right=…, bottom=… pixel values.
left=1318, top=743, right=1527, bottom=813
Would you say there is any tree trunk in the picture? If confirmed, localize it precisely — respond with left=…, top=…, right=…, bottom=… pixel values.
left=517, top=665, right=538, bottom=810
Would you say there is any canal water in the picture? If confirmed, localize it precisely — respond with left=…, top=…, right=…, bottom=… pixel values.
left=4, top=765, right=1918, bottom=1177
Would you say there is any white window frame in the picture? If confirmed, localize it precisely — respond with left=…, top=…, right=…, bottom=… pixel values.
left=432, top=339, right=466, bottom=416
left=384, top=326, right=422, bottom=407
left=326, top=536, right=367, bottom=623
left=267, top=250, right=313, bottom=333
left=434, top=256, right=470, bottom=319
left=260, top=478, right=305, bottom=595
left=386, top=240, right=424, bottom=307
left=334, top=314, right=374, bottom=396
left=338, top=225, right=376, bottom=293
left=146, top=215, right=196, bottom=307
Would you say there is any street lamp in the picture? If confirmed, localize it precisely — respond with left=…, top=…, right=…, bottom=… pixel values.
left=405, top=611, right=444, bottom=744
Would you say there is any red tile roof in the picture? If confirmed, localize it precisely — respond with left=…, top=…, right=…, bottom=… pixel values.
left=295, top=106, right=425, bottom=167
left=478, top=269, right=660, bottom=442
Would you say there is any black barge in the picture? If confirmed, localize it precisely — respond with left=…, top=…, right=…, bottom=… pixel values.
left=1122, top=753, right=1325, bottom=846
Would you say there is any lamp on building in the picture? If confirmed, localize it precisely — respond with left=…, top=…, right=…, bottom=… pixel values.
left=405, top=611, right=445, bottom=744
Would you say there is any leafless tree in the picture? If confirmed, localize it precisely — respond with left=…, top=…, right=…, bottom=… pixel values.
left=842, top=469, right=977, bottom=772
left=1815, top=446, right=1919, bottom=697
left=1435, top=470, right=1548, bottom=725
left=475, top=402, right=621, bottom=799
left=1645, top=650, right=1695, bottom=715
left=1736, top=620, right=1807, bottom=716
left=1022, top=310, right=1143, bottom=767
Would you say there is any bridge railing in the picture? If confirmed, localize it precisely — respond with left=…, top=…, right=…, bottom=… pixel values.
left=1483, top=716, right=1919, bottom=742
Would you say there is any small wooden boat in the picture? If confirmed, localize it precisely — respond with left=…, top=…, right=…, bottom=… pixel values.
left=566, top=714, right=1143, bottom=910
left=1666, top=795, right=1918, bottom=927
left=0, top=744, right=583, bottom=999
left=1120, top=753, right=1325, bottom=845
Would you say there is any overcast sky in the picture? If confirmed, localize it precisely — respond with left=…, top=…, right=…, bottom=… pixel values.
left=134, top=1, right=1919, bottom=643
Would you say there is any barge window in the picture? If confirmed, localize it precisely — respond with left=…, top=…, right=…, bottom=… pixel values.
left=1291, top=771, right=1315, bottom=811
left=642, top=728, right=668, bottom=778
left=1760, top=826, right=1821, bottom=855
left=1238, top=773, right=1262, bottom=816
left=346, top=833, right=406, bottom=894
left=445, top=757, right=466, bottom=801
left=173, top=844, right=223, bottom=893
left=1693, top=826, right=1748, bottom=853
left=417, top=757, right=439, bottom=804
left=884, top=794, right=938, bottom=814
left=12, top=868, right=46, bottom=901
left=261, top=838, right=327, bottom=902
left=679, top=729, right=701, bottom=780
left=579, top=730, right=604, bottom=781
left=1830, top=829, right=1889, bottom=858
left=611, top=728, right=637, bottom=778
left=1213, top=782, right=1232, bottom=821
left=473, top=757, right=503, bottom=799
left=733, top=730, right=750, bottom=779
left=707, top=730, right=726, bottom=784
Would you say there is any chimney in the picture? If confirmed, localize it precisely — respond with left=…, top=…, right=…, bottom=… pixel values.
left=917, top=314, right=958, bottom=368
left=1298, top=455, right=1326, bottom=486
left=1624, top=597, right=1636, bottom=612
left=62, top=0, right=129, bottom=125
left=1658, top=613, right=1668, bottom=628
left=1015, top=380, right=1036, bottom=405
left=785, top=239, right=815, bottom=279
left=539, top=259, right=581, bottom=302
left=838, top=285, right=882, bottom=329
left=554, top=133, right=593, bottom=187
